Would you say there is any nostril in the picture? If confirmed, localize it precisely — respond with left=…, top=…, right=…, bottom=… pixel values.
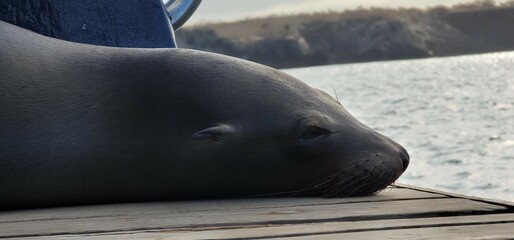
left=399, top=147, right=410, bottom=172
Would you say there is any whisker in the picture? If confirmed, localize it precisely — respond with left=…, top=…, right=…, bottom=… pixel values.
left=248, top=171, right=341, bottom=198
left=250, top=158, right=402, bottom=199
left=331, top=84, right=340, bottom=103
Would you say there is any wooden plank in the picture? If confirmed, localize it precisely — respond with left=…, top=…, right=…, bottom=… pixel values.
left=281, top=222, right=514, bottom=240
left=0, top=187, right=443, bottom=223
left=19, top=213, right=514, bottom=240
left=0, top=198, right=506, bottom=238
left=396, top=184, right=514, bottom=207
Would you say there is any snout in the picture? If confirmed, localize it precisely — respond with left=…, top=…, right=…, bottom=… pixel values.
left=398, top=144, right=410, bottom=173
left=318, top=129, right=410, bottom=197
left=367, top=132, right=410, bottom=177
left=377, top=132, right=410, bottom=174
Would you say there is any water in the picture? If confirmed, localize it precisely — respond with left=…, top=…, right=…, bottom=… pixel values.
left=284, top=52, right=514, bottom=202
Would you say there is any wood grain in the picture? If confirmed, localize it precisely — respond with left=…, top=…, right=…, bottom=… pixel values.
left=1, top=186, right=512, bottom=239
left=19, top=214, right=514, bottom=240
left=0, top=198, right=505, bottom=238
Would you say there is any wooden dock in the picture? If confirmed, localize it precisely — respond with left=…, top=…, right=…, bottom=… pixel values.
left=1, top=184, right=513, bottom=239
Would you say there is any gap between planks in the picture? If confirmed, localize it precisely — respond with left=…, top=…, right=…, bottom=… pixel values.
left=0, top=199, right=508, bottom=238
left=16, top=214, right=514, bottom=240
left=1, top=186, right=513, bottom=239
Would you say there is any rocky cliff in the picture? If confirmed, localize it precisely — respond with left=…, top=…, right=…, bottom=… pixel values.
left=176, top=3, right=514, bottom=68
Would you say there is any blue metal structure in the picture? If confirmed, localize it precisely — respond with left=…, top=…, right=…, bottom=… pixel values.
left=0, top=0, right=201, bottom=48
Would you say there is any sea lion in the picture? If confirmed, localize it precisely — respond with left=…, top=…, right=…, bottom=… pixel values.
left=0, top=21, right=409, bottom=210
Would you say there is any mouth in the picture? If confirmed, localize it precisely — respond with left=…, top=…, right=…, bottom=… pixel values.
left=302, top=154, right=407, bottom=198
left=249, top=145, right=409, bottom=198
left=253, top=155, right=407, bottom=198
left=316, top=161, right=404, bottom=197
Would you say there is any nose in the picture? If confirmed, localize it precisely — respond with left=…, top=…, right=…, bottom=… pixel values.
left=398, top=145, right=410, bottom=172
left=338, top=121, right=410, bottom=173
left=372, top=131, right=410, bottom=173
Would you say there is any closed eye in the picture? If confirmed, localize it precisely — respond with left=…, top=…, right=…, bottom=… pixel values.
left=298, top=126, right=331, bottom=143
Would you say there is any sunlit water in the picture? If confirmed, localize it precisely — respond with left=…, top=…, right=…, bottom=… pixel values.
left=284, top=52, right=514, bottom=202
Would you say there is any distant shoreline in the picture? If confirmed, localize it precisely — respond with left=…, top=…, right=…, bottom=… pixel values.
left=280, top=49, right=514, bottom=71
left=176, top=2, right=514, bottom=69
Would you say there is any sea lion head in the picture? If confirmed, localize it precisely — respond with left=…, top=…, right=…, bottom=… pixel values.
left=181, top=51, right=409, bottom=198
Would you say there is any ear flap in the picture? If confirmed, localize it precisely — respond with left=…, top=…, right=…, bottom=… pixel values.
left=192, top=124, right=235, bottom=141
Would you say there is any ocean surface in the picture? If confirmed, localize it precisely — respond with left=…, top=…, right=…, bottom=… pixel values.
left=284, top=52, right=514, bottom=202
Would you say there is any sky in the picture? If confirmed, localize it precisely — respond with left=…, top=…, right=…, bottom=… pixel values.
left=184, top=0, right=510, bottom=25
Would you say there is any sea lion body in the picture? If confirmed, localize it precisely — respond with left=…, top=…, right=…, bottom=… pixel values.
left=0, top=21, right=409, bottom=210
